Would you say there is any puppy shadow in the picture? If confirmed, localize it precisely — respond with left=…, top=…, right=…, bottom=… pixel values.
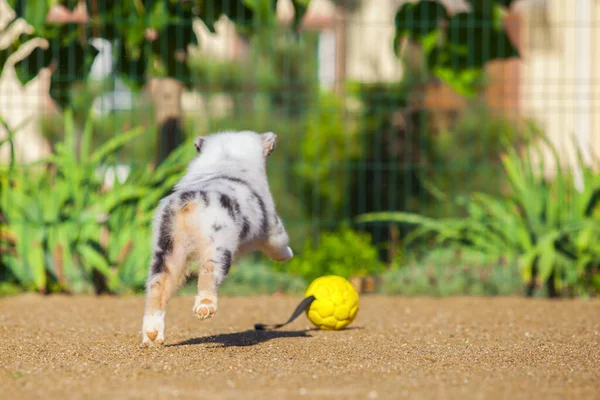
left=167, top=329, right=312, bottom=348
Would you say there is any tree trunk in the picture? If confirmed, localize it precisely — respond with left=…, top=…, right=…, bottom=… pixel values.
left=149, top=77, right=185, bottom=165
left=545, top=271, right=558, bottom=298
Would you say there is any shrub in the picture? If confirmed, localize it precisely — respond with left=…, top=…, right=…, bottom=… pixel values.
left=380, top=248, right=522, bottom=297
left=294, top=93, right=363, bottom=222
left=0, top=110, right=193, bottom=294
left=281, top=227, right=385, bottom=283
left=422, top=106, right=534, bottom=217
left=188, top=27, right=319, bottom=117
left=359, top=136, right=600, bottom=297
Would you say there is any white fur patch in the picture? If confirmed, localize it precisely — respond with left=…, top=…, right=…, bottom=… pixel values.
left=193, top=293, right=218, bottom=320
left=141, top=311, right=165, bottom=347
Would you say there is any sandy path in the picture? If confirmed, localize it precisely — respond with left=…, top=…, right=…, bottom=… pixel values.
left=1, top=294, right=599, bottom=400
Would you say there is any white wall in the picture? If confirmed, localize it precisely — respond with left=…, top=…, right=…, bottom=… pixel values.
left=519, top=0, right=600, bottom=178
left=0, top=0, right=52, bottom=165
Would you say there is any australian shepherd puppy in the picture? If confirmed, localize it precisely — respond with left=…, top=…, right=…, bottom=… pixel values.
left=141, top=131, right=293, bottom=347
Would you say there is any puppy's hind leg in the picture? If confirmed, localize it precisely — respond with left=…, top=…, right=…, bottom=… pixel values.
left=193, top=247, right=233, bottom=320
left=141, top=247, right=187, bottom=347
left=141, top=206, right=188, bottom=347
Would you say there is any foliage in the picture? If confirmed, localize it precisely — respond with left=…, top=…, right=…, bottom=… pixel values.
left=379, top=248, right=522, bottom=296
left=422, top=107, right=535, bottom=216
left=1, top=0, right=311, bottom=104
left=0, top=8, right=97, bottom=107
left=394, top=0, right=520, bottom=96
left=251, top=29, right=319, bottom=116
left=346, top=65, right=531, bottom=258
left=188, top=56, right=247, bottom=92
left=189, top=26, right=319, bottom=116
left=358, top=136, right=600, bottom=297
left=295, top=93, right=362, bottom=221
left=0, top=110, right=193, bottom=294
left=1, top=110, right=140, bottom=293
left=344, top=79, right=431, bottom=257
left=349, top=80, right=424, bottom=214
left=281, top=227, right=384, bottom=282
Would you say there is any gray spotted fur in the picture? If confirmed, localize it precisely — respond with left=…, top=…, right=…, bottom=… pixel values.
left=148, top=130, right=292, bottom=285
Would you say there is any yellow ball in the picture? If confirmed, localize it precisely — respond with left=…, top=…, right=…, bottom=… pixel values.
left=304, top=275, right=360, bottom=330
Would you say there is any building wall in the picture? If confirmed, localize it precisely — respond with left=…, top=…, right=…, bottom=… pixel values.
left=518, top=0, right=600, bottom=176
left=0, top=0, right=53, bottom=165
left=344, top=0, right=404, bottom=83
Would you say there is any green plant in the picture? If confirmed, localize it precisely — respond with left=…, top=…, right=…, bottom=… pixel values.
left=251, top=28, right=319, bottom=116
left=0, top=109, right=194, bottom=294
left=189, top=56, right=247, bottom=92
left=294, top=93, right=362, bottom=222
left=281, top=227, right=384, bottom=282
left=380, top=248, right=522, bottom=296
left=421, top=107, right=535, bottom=217
left=359, top=136, right=600, bottom=297
left=1, top=0, right=312, bottom=164
left=1, top=110, right=141, bottom=293
left=393, top=0, right=520, bottom=96
left=189, top=25, right=319, bottom=117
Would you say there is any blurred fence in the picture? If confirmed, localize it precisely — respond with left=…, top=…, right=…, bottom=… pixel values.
left=1, top=0, right=600, bottom=297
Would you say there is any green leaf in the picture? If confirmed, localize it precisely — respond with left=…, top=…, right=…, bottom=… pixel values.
left=536, top=239, right=556, bottom=281
left=394, top=0, right=447, bottom=55
left=98, top=186, right=149, bottom=214
left=27, top=237, right=47, bottom=291
left=394, top=1, right=447, bottom=40
left=197, top=0, right=255, bottom=34
left=79, top=110, right=94, bottom=162
left=89, top=127, right=144, bottom=164
left=518, top=250, right=536, bottom=283
left=446, top=12, right=519, bottom=69
left=9, top=0, right=51, bottom=34
left=431, top=64, right=482, bottom=97
left=394, top=0, right=519, bottom=97
left=0, top=116, right=17, bottom=171
left=291, top=0, right=310, bottom=31
left=78, top=243, right=111, bottom=276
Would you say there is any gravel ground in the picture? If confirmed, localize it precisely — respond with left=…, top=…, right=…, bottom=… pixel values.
left=1, top=294, right=599, bottom=400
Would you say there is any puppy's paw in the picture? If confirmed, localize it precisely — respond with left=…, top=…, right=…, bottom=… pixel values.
left=193, top=296, right=217, bottom=320
left=141, top=312, right=165, bottom=347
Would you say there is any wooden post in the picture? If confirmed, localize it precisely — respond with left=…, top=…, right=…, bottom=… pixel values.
left=149, top=77, right=185, bottom=165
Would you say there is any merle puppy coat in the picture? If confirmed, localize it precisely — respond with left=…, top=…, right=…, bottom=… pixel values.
left=141, top=131, right=293, bottom=347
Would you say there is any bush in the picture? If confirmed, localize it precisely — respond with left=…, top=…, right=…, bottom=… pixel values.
left=0, top=110, right=193, bottom=294
left=188, top=27, right=319, bottom=117
left=380, top=248, right=522, bottom=296
left=421, top=106, right=534, bottom=217
left=359, top=135, right=600, bottom=297
left=294, top=93, right=363, bottom=222
left=281, top=227, right=385, bottom=283
left=347, top=75, right=532, bottom=259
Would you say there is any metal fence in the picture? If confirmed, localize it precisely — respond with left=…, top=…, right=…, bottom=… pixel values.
left=1, top=0, right=599, bottom=295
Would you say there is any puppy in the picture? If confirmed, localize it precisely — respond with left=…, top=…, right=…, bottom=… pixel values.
left=141, top=131, right=293, bottom=347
